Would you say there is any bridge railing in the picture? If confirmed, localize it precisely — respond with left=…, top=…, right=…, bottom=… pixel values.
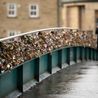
left=0, top=27, right=97, bottom=73
left=0, top=27, right=97, bottom=98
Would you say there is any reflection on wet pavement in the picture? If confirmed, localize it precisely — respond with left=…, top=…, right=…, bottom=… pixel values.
left=19, top=61, right=98, bottom=98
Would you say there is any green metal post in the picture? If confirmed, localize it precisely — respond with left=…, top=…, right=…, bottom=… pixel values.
left=84, top=47, right=87, bottom=60
left=82, top=47, right=84, bottom=61
left=66, top=48, right=70, bottom=65
left=95, top=49, right=97, bottom=60
left=88, top=48, right=89, bottom=60
left=89, top=48, right=91, bottom=60
left=84, top=47, right=86, bottom=60
left=97, top=50, right=98, bottom=60
left=94, top=49, right=95, bottom=60
left=17, top=65, right=23, bottom=92
left=0, top=67, right=1, bottom=74
left=96, top=50, right=98, bottom=60
left=34, top=57, right=39, bottom=82
left=96, top=33, right=98, bottom=61
left=94, top=49, right=96, bottom=60
left=90, top=48, right=91, bottom=60
left=95, top=50, right=97, bottom=60
left=48, top=53, right=52, bottom=74
left=91, top=48, right=92, bottom=60
left=93, top=49, right=95, bottom=60
left=77, top=47, right=81, bottom=61
left=80, top=47, right=83, bottom=61
left=90, top=48, right=92, bottom=60
left=95, top=50, right=96, bottom=60
left=87, top=47, right=89, bottom=60
left=88, top=48, right=90, bottom=60
left=58, top=49, right=62, bottom=69
left=74, top=47, right=77, bottom=63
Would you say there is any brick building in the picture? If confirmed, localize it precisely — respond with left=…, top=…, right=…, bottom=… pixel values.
left=60, top=0, right=98, bottom=32
left=0, top=0, right=98, bottom=38
left=0, top=0, right=59, bottom=38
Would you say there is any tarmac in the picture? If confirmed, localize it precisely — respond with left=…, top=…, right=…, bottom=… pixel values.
left=19, top=61, right=98, bottom=98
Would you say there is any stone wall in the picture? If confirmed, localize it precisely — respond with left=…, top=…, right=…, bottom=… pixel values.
left=61, top=2, right=98, bottom=32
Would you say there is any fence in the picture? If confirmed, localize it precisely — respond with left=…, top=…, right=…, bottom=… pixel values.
left=0, top=27, right=97, bottom=98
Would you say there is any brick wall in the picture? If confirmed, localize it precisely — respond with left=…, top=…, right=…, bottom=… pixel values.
left=0, top=0, right=58, bottom=38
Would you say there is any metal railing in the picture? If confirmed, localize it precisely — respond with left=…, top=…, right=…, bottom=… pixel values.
left=0, top=27, right=97, bottom=73
left=0, top=27, right=98, bottom=98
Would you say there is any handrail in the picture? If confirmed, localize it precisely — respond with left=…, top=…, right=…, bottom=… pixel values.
left=0, top=27, right=82, bottom=42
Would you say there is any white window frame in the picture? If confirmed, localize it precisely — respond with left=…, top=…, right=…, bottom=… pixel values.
left=7, top=3, right=17, bottom=17
left=8, top=31, right=20, bottom=41
left=29, top=4, right=39, bottom=18
left=8, top=31, right=17, bottom=37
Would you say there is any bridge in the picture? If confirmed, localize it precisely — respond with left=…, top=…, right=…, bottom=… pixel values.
left=0, top=27, right=98, bottom=98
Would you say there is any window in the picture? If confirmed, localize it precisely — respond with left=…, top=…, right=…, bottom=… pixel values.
left=9, top=32, right=15, bottom=36
left=7, top=3, right=17, bottom=17
left=29, top=4, right=39, bottom=18
left=8, top=31, right=17, bottom=36
left=8, top=31, right=18, bottom=41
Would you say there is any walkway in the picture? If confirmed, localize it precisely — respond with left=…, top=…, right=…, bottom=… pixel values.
left=19, top=61, right=98, bottom=98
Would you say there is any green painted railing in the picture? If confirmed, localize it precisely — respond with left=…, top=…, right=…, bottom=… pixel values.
left=0, top=46, right=97, bottom=98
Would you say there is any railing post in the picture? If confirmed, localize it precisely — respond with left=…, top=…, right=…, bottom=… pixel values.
left=96, top=50, right=98, bottom=60
left=82, top=47, right=84, bottom=61
left=80, top=47, right=83, bottom=61
left=94, top=49, right=96, bottom=60
left=96, top=31, right=98, bottom=61
left=89, top=48, right=91, bottom=60
left=74, top=47, right=77, bottom=63
left=93, top=49, right=94, bottom=60
left=87, top=47, right=89, bottom=60
left=91, top=48, right=93, bottom=60
left=84, top=47, right=86, bottom=60
left=48, top=53, right=52, bottom=74
left=58, top=49, right=62, bottom=69
left=94, top=49, right=95, bottom=60
left=95, top=50, right=96, bottom=60
left=66, top=48, right=70, bottom=65
left=34, top=57, right=40, bottom=82
left=93, top=49, right=95, bottom=60
left=86, top=47, right=88, bottom=60
left=17, top=65, right=23, bottom=92
left=0, top=67, right=1, bottom=74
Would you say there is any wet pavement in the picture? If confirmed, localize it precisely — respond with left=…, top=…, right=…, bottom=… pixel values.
left=19, top=61, right=98, bottom=98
